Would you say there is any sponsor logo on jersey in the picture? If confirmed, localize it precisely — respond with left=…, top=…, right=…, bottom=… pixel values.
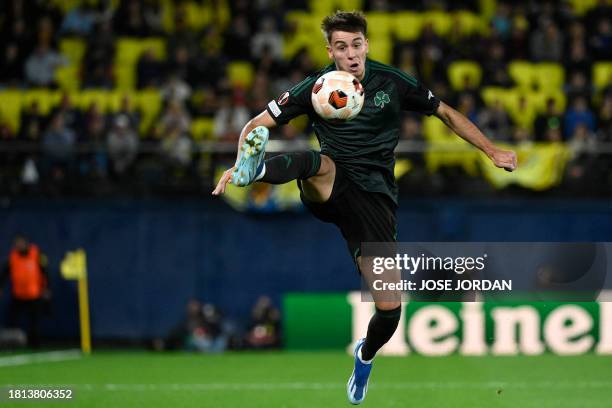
left=277, top=91, right=289, bottom=106
left=374, top=91, right=390, bottom=109
left=268, top=100, right=282, bottom=117
left=428, top=90, right=434, bottom=100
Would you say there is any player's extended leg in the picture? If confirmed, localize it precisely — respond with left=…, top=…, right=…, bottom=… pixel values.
left=347, top=259, right=401, bottom=405
left=232, top=126, right=336, bottom=202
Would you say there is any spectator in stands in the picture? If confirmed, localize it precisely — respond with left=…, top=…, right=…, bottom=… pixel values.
left=83, top=20, right=115, bottom=89
left=565, top=71, right=593, bottom=102
left=142, top=0, right=163, bottom=35
left=505, top=13, right=530, bottom=61
left=156, top=98, right=191, bottom=137
left=456, top=93, right=480, bottom=124
left=137, top=48, right=165, bottom=89
left=251, top=17, right=283, bottom=60
left=564, top=96, right=596, bottom=139
left=112, top=94, right=141, bottom=131
left=564, top=39, right=592, bottom=80
left=534, top=97, right=564, bottom=142
left=166, top=46, right=196, bottom=85
left=244, top=296, right=281, bottom=349
left=42, top=113, right=76, bottom=180
left=0, top=43, right=24, bottom=86
left=49, top=93, right=81, bottom=131
left=166, top=8, right=199, bottom=59
left=107, top=114, right=139, bottom=177
left=480, top=41, right=512, bottom=87
left=491, top=2, right=512, bottom=40
left=588, top=18, right=612, bottom=60
left=596, top=93, right=612, bottom=142
left=19, top=101, right=46, bottom=143
left=529, top=17, right=564, bottom=62
left=113, top=0, right=148, bottom=37
left=477, top=99, right=513, bottom=142
left=59, top=4, right=95, bottom=36
left=161, top=73, right=192, bottom=105
left=223, top=14, right=253, bottom=60
left=160, top=124, right=193, bottom=170
left=24, top=43, right=67, bottom=88
left=0, top=234, right=50, bottom=349
left=213, top=92, right=249, bottom=142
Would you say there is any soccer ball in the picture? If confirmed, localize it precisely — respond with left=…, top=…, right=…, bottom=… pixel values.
left=311, top=70, right=365, bottom=121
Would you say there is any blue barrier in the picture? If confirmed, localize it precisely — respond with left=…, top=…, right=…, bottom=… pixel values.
left=0, top=197, right=611, bottom=340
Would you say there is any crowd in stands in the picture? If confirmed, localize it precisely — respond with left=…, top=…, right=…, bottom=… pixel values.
left=0, top=0, right=610, bottom=197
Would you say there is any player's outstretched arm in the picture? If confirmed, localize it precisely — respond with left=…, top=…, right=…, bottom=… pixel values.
left=434, top=101, right=517, bottom=171
left=212, top=110, right=278, bottom=195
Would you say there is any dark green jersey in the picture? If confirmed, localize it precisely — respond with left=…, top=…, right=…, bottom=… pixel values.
left=266, top=59, right=440, bottom=205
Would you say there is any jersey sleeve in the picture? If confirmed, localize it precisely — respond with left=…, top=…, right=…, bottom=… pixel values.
left=265, top=76, right=316, bottom=125
left=396, top=75, right=440, bottom=116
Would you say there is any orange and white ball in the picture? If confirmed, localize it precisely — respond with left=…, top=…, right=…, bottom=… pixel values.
left=311, top=71, right=365, bottom=121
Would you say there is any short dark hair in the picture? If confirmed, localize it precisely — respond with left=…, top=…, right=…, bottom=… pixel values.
left=321, top=11, right=367, bottom=44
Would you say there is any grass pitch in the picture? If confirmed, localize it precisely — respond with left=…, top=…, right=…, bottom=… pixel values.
left=0, top=351, right=611, bottom=407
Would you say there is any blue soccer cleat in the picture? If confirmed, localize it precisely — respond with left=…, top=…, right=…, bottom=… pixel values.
left=232, top=126, right=269, bottom=186
left=347, top=338, right=373, bottom=405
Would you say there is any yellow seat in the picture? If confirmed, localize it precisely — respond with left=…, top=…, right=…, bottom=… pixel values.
left=534, top=63, right=564, bottom=91
left=531, top=90, right=567, bottom=114
left=505, top=89, right=537, bottom=131
left=191, top=117, right=215, bottom=141
left=78, top=90, right=111, bottom=112
left=22, top=90, right=60, bottom=116
left=508, top=61, right=536, bottom=90
left=55, top=65, right=80, bottom=91
left=447, top=61, right=482, bottom=91
left=423, top=116, right=479, bottom=175
left=393, top=12, right=423, bottom=41
left=136, top=89, right=163, bottom=135
left=0, top=91, right=23, bottom=134
left=452, top=11, right=485, bottom=36
left=593, top=62, right=612, bottom=92
left=481, top=87, right=510, bottom=107
left=567, top=0, right=598, bottom=16
left=227, top=62, right=255, bottom=89
left=60, top=38, right=86, bottom=65
left=421, top=11, right=452, bottom=37
left=366, top=37, right=392, bottom=64
left=365, top=12, right=392, bottom=38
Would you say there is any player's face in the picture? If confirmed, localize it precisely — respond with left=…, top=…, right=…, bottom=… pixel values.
left=327, top=31, right=368, bottom=80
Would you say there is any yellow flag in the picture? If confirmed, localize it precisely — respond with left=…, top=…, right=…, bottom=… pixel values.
left=61, top=249, right=87, bottom=280
left=479, top=142, right=571, bottom=190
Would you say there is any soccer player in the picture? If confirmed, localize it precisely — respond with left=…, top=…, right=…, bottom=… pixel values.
left=213, top=11, right=517, bottom=405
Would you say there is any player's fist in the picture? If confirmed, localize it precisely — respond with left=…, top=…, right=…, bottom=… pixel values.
left=489, top=148, right=517, bottom=172
left=212, top=167, right=235, bottom=196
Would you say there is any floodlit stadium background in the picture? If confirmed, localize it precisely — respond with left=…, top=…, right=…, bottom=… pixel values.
left=0, top=1, right=610, bottom=407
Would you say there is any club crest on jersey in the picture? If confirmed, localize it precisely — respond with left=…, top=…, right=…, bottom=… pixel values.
left=277, top=91, right=289, bottom=106
left=374, top=91, right=390, bottom=109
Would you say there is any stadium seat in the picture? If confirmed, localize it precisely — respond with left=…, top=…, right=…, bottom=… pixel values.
left=366, top=37, right=392, bottom=64
left=0, top=91, right=22, bottom=134
left=191, top=118, right=215, bottom=141
left=22, top=90, right=60, bottom=116
left=531, top=90, right=567, bottom=114
left=508, top=61, right=536, bottom=90
left=78, top=90, right=111, bottom=113
left=447, top=61, right=482, bottom=91
left=481, top=87, right=511, bottom=108
left=567, top=0, right=598, bottom=16
left=60, top=38, right=86, bottom=65
left=136, top=89, right=163, bottom=135
left=55, top=65, right=81, bottom=91
left=593, top=62, right=612, bottom=92
left=534, top=63, right=564, bottom=91
left=421, top=11, right=452, bottom=37
left=365, top=12, right=392, bottom=38
left=505, top=90, right=537, bottom=131
left=423, top=115, right=479, bottom=175
left=227, top=62, right=255, bottom=89
left=393, top=12, right=423, bottom=41
left=452, top=11, right=485, bottom=36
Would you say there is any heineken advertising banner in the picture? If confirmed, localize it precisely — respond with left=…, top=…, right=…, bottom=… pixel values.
left=283, top=291, right=612, bottom=356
